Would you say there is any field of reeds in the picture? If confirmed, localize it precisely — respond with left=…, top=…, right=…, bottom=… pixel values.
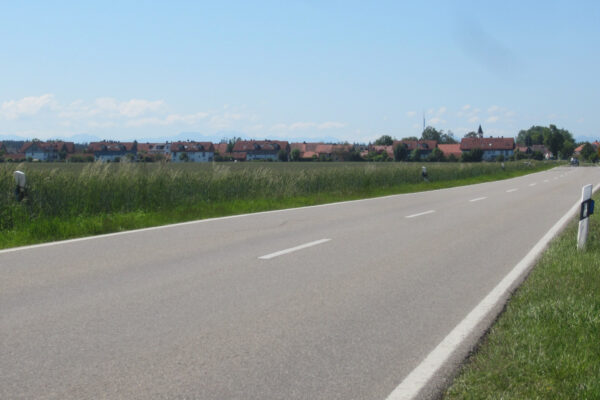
left=0, top=161, right=555, bottom=248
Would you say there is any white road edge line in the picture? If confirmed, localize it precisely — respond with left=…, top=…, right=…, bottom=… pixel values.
left=259, top=239, right=331, bottom=260
left=469, top=197, right=487, bottom=202
left=405, top=210, right=435, bottom=219
left=506, top=189, right=518, bottom=193
left=385, top=182, right=600, bottom=400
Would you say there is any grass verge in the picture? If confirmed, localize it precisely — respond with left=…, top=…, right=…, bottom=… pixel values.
left=0, top=162, right=554, bottom=249
left=444, top=192, right=600, bottom=399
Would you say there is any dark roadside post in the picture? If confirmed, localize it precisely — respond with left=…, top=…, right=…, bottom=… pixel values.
left=14, top=170, right=26, bottom=202
left=578, top=184, right=595, bottom=249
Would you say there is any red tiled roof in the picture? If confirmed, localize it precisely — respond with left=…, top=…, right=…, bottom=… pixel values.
left=393, top=140, right=438, bottom=151
left=438, top=144, right=462, bottom=158
left=370, top=145, right=394, bottom=158
left=19, top=141, right=75, bottom=153
left=460, top=137, right=514, bottom=151
left=215, top=143, right=229, bottom=154
left=170, top=141, right=214, bottom=152
left=232, top=140, right=289, bottom=153
left=88, top=141, right=137, bottom=152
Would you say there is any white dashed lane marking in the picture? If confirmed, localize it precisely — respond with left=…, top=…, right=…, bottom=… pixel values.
left=469, top=197, right=487, bottom=202
left=405, top=210, right=436, bottom=219
left=258, top=239, right=331, bottom=260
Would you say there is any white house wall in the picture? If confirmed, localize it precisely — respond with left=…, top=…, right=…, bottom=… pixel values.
left=172, top=151, right=214, bottom=162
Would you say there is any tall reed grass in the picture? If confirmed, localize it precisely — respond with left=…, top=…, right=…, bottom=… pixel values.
left=0, top=161, right=550, bottom=234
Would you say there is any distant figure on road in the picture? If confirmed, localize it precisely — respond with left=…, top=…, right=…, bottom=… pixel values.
left=421, top=166, right=429, bottom=182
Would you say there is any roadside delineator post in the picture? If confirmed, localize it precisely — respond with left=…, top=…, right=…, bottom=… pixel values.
left=577, top=184, right=595, bottom=250
left=14, top=170, right=26, bottom=202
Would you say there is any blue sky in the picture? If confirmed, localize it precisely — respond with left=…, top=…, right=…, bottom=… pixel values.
left=1, top=0, right=598, bottom=143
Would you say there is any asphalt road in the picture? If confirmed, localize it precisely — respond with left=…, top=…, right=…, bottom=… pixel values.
left=2, top=166, right=598, bottom=400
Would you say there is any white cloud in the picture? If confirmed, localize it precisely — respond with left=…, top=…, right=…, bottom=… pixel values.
left=406, top=111, right=417, bottom=117
left=58, top=97, right=166, bottom=120
left=462, top=104, right=471, bottom=111
left=487, top=105, right=500, bottom=113
left=429, top=117, right=446, bottom=124
left=438, top=106, right=447, bottom=114
left=1, top=94, right=55, bottom=119
left=468, top=116, right=480, bottom=123
left=118, top=99, right=166, bottom=117
left=486, top=116, right=499, bottom=123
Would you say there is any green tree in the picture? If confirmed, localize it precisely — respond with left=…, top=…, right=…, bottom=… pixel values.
left=403, top=136, right=419, bottom=141
left=290, top=148, right=301, bottom=161
left=580, top=143, right=597, bottom=161
left=409, top=148, right=420, bottom=161
left=427, top=147, right=445, bottom=162
left=531, top=151, right=544, bottom=161
left=464, top=131, right=479, bottom=138
left=348, top=148, right=363, bottom=161
left=278, top=149, right=288, bottom=161
left=226, top=137, right=240, bottom=153
left=393, top=143, right=409, bottom=161
left=461, top=148, right=483, bottom=162
left=179, top=152, right=189, bottom=162
left=421, top=126, right=442, bottom=142
left=374, top=135, right=394, bottom=146
left=518, top=125, right=575, bottom=159
left=561, top=141, right=575, bottom=159
left=544, top=129, right=564, bottom=158
left=440, top=130, right=458, bottom=144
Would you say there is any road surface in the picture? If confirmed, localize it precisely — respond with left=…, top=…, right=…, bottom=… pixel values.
left=2, top=166, right=598, bottom=399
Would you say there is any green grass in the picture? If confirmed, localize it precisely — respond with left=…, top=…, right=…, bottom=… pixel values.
left=444, top=193, right=600, bottom=399
left=0, top=161, right=556, bottom=249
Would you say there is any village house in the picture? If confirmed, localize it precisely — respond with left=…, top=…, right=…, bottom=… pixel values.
left=135, top=142, right=171, bottom=161
left=170, top=141, right=215, bottom=162
left=19, top=140, right=75, bottom=161
left=460, top=137, right=515, bottom=161
left=369, top=145, right=394, bottom=159
left=437, top=144, right=462, bottom=160
left=290, top=143, right=353, bottom=161
left=393, top=140, right=438, bottom=160
left=574, top=141, right=600, bottom=156
left=233, top=140, right=290, bottom=161
left=516, top=144, right=552, bottom=159
left=88, top=141, right=138, bottom=162
left=213, top=143, right=246, bottom=161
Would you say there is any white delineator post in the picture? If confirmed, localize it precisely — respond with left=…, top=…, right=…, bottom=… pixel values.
left=577, top=184, right=593, bottom=250
left=14, top=170, right=26, bottom=188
